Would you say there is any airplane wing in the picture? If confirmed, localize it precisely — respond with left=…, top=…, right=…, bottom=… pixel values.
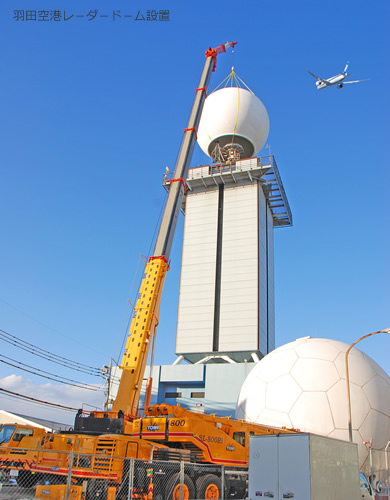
left=307, top=71, right=330, bottom=85
left=343, top=79, right=369, bottom=84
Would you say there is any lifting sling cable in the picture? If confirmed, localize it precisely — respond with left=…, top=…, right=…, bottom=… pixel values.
left=210, top=69, right=255, bottom=94
left=234, top=72, right=255, bottom=94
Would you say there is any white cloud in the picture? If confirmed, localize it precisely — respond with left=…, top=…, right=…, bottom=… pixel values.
left=0, top=374, right=106, bottom=426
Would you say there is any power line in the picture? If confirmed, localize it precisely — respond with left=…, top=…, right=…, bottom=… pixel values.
left=0, top=328, right=103, bottom=377
left=0, top=387, right=81, bottom=411
left=0, top=297, right=109, bottom=359
left=0, top=355, right=102, bottom=391
left=0, top=391, right=75, bottom=418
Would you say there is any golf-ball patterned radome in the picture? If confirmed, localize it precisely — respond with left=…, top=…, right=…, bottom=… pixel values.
left=197, top=87, right=269, bottom=162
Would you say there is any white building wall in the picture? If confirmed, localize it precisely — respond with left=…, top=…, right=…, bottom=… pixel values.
left=175, top=191, right=218, bottom=354
left=176, top=171, right=276, bottom=360
left=204, top=363, right=255, bottom=413
left=219, top=185, right=259, bottom=352
left=258, top=192, right=268, bottom=355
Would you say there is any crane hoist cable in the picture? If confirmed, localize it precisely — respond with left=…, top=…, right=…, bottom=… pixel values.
left=113, top=253, right=144, bottom=364
left=114, top=189, right=167, bottom=365
left=115, top=189, right=168, bottom=366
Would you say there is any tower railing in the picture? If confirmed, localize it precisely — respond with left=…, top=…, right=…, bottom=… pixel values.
left=162, top=155, right=292, bottom=227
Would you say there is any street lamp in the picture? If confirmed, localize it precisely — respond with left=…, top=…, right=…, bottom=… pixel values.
left=345, top=328, right=390, bottom=443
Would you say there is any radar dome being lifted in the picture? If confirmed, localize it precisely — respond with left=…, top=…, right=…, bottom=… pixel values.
left=197, top=87, right=269, bottom=162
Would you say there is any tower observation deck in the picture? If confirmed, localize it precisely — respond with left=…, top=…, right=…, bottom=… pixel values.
left=164, top=155, right=292, bottom=227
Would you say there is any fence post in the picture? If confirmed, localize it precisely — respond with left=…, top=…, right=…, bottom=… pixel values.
left=127, top=457, right=134, bottom=500
left=65, top=450, right=74, bottom=500
left=220, top=464, right=225, bottom=500
left=179, top=460, right=184, bottom=500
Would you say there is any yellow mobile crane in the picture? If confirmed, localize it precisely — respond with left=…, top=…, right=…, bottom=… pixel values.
left=74, top=41, right=238, bottom=434
left=31, top=42, right=296, bottom=500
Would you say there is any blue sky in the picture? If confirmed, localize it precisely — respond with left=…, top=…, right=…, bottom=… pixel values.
left=0, top=0, right=388, bottom=423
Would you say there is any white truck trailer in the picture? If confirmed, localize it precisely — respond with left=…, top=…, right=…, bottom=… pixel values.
left=248, top=433, right=361, bottom=500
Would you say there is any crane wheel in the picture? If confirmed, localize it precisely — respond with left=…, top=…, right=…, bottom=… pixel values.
left=165, top=473, right=195, bottom=500
left=196, top=474, right=222, bottom=499
left=16, top=470, right=39, bottom=488
left=86, top=478, right=108, bottom=500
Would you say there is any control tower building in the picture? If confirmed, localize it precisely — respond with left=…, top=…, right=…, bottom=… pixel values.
left=110, top=84, right=292, bottom=415
left=169, top=86, right=292, bottom=365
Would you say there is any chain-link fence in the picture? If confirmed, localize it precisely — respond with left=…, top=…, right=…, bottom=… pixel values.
left=360, top=445, right=390, bottom=498
left=4, top=444, right=388, bottom=500
left=0, top=447, right=248, bottom=499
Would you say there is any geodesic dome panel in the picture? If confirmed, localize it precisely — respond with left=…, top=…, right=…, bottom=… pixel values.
left=235, top=337, right=390, bottom=468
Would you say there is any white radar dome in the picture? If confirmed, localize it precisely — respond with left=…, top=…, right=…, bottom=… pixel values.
left=235, top=337, right=390, bottom=470
left=197, top=87, right=269, bottom=160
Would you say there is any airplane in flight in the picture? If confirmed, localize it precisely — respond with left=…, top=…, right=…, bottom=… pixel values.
left=308, top=62, right=368, bottom=90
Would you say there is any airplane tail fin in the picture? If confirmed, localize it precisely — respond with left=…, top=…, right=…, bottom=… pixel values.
left=343, top=61, right=349, bottom=74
